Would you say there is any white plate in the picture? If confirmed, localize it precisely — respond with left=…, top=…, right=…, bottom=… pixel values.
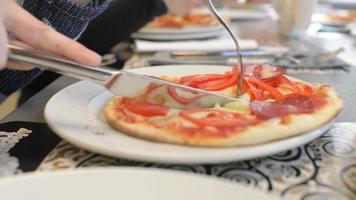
left=0, top=168, right=277, bottom=200
left=351, top=26, right=356, bottom=36
left=132, top=26, right=225, bottom=41
left=211, top=8, right=270, bottom=21
left=45, top=65, right=333, bottom=164
left=138, top=25, right=224, bottom=35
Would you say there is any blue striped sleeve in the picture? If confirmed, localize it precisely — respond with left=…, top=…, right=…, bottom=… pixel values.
left=0, top=0, right=109, bottom=99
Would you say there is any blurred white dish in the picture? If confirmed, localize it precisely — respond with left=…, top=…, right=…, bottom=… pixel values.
left=132, top=25, right=225, bottom=41
left=351, top=27, right=356, bottom=36
left=0, top=167, right=277, bottom=200
left=135, top=38, right=258, bottom=52
left=215, top=8, right=270, bottom=20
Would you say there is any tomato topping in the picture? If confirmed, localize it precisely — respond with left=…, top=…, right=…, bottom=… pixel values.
left=180, top=108, right=259, bottom=129
left=167, top=87, right=204, bottom=105
left=121, top=97, right=169, bottom=117
left=150, top=14, right=214, bottom=29
left=152, top=15, right=183, bottom=28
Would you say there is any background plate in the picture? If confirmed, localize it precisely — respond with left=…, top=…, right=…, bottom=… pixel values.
left=137, top=24, right=224, bottom=34
left=132, top=26, right=225, bottom=41
left=45, top=65, right=332, bottom=164
left=0, top=168, right=277, bottom=200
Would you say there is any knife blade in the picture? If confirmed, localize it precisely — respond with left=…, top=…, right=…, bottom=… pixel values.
left=7, top=44, right=239, bottom=108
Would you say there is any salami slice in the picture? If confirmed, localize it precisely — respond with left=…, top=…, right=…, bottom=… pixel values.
left=244, top=64, right=285, bottom=80
left=251, top=95, right=314, bottom=119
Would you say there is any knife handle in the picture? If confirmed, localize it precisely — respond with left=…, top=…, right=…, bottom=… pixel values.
left=6, top=44, right=116, bottom=84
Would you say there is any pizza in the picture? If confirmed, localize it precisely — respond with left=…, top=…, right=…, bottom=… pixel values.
left=146, top=13, right=218, bottom=29
left=104, top=65, right=342, bottom=147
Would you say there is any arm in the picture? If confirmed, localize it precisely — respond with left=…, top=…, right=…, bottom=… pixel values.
left=79, top=0, right=168, bottom=55
left=0, top=0, right=109, bottom=98
left=22, top=0, right=109, bottom=39
left=79, top=0, right=198, bottom=55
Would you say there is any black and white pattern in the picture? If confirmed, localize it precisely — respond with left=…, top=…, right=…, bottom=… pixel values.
left=38, top=123, right=356, bottom=200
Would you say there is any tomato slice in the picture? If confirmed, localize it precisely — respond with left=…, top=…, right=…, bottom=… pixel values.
left=121, top=97, right=169, bottom=117
left=180, top=108, right=259, bottom=128
left=167, top=87, right=204, bottom=105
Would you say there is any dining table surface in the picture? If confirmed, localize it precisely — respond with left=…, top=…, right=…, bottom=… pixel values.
left=1, top=6, right=356, bottom=200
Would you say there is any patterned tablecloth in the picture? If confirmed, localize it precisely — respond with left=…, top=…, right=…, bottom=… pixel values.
left=37, top=123, right=356, bottom=200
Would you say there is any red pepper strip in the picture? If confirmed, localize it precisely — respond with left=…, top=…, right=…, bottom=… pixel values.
left=278, top=84, right=295, bottom=92
left=180, top=74, right=227, bottom=87
left=248, top=77, right=285, bottom=100
left=195, top=76, right=236, bottom=91
left=167, top=87, right=203, bottom=105
left=242, top=79, right=249, bottom=93
left=194, top=65, right=238, bottom=91
left=277, top=76, right=313, bottom=97
left=297, top=83, right=313, bottom=96
left=244, top=78, right=264, bottom=100
left=278, top=76, right=302, bottom=94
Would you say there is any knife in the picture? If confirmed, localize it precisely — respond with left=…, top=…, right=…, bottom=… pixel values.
left=7, top=44, right=239, bottom=108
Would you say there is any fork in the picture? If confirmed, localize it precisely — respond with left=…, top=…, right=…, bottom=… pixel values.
left=204, top=0, right=244, bottom=97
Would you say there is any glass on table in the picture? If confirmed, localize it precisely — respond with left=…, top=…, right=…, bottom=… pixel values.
left=272, top=0, right=319, bottom=38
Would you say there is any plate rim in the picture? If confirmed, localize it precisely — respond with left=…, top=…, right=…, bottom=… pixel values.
left=132, top=25, right=225, bottom=41
left=0, top=167, right=277, bottom=199
left=138, top=25, right=224, bottom=34
left=44, top=65, right=334, bottom=164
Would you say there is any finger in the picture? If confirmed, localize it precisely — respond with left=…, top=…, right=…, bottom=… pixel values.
left=6, top=62, right=35, bottom=70
left=3, top=1, right=101, bottom=67
left=0, top=19, right=8, bottom=69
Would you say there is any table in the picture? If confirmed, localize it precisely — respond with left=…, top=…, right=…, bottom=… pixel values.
left=1, top=12, right=356, bottom=200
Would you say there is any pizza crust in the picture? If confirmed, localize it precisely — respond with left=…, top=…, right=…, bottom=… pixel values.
left=104, top=85, right=342, bottom=147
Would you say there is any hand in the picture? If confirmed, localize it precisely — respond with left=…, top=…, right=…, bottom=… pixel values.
left=0, top=0, right=101, bottom=70
left=163, top=0, right=198, bottom=16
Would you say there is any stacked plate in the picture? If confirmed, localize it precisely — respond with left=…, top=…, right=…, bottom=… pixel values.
left=132, top=25, right=225, bottom=41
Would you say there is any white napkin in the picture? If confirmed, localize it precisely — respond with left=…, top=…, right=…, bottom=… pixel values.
left=135, top=38, right=258, bottom=53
